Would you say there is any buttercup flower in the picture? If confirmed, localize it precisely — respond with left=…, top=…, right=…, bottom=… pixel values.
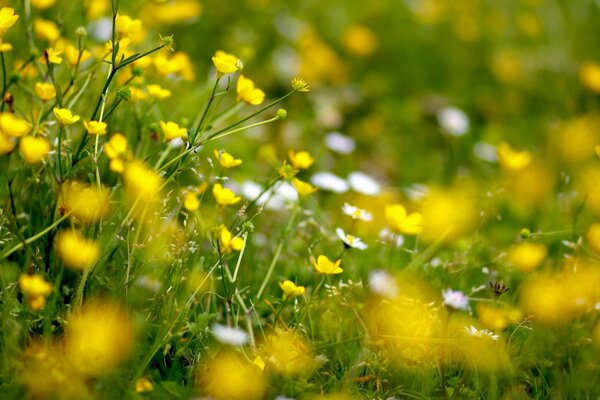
left=212, top=183, right=241, bottom=206
left=497, top=142, right=532, bottom=172
left=214, top=150, right=242, bottom=168
left=35, top=82, right=56, bottom=102
left=159, top=121, right=188, bottom=141
left=53, top=107, right=80, bottom=125
left=279, top=280, right=306, bottom=299
left=39, top=48, right=62, bottom=64
left=0, top=7, right=19, bottom=37
left=291, top=178, right=318, bottom=197
left=236, top=75, right=265, bottom=105
left=212, top=50, right=240, bottom=77
left=291, top=76, right=310, bottom=92
left=385, top=204, right=423, bottom=235
left=19, top=136, right=50, bottom=164
left=83, top=120, right=107, bottom=135
left=312, top=255, right=343, bottom=274
left=19, top=274, right=53, bottom=311
left=183, top=192, right=200, bottom=211
left=57, top=229, right=101, bottom=270
left=288, top=150, right=315, bottom=170
left=104, top=133, right=129, bottom=173
left=0, top=113, right=32, bottom=137
left=147, top=84, right=171, bottom=100
left=218, top=225, right=245, bottom=254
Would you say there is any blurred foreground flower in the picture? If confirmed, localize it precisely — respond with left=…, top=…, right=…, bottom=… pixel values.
left=19, top=274, right=52, bottom=311
left=57, top=229, right=100, bottom=270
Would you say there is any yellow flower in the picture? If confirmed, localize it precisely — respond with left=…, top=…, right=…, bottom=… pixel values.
left=59, top=181, right=111, bottom=222
left=580, top=62, right=600, bottom=93
left=342, top=25, right=378, bottom=56
left=385, top=204, right=423, bottom=235
left=39, top=48, right=62, bottom=64
left=508, top=243, right=547, bottom=272
left=277, top=163, right=298, bottom=180
left=312, top=255, right=343, bottom=274
left=57, top=229, right=101, bottom=270
left=212, top=183, right=241, bottom=206
left=260, top=331, right=316, bottom=376
left=83, top=120, right=107, bottom=135
left=0, top=7, right=19, bottom=37
left=183, top=192, right=200, bottom=211
left=214, top=149, right=242, bottom=168
left=30, top=0, right=57, bottom=10
left=292, top=178, right=318, bottom=197
left=19, top=136, right=50, bottom=164
left=64, top=45, right=91, bottom=66
left=123, top=160, right=163, bottom=201
left=34, top=18, right=60, bottom=42
left=291, top=77, right=310, bottom=92
left=0, top=41, right=12, bottom=52
left=104, top=133, right=129, bottom=173
left=212, top=50, right=239, bottom=77
left=53, top=107, right=80, bottom=125
left=146, top=84, right=171, bottom=100
left=236, top=75, right=265, bottom=105
left=587, top=223, right=600, bottom=254
left=279, top=280, right=305, bottom=298
left=218, top=225, right=245, bottom=254
left=159, top=121, right=188, bottom=141
left=0, top=113, right=31, bottom=137
left=135, top=378, right=154, bottom=393
left=130, top=87, right=148, bottom=101
left=497, top=142, right=531, bottom=172
left=35, top=82, right=56, bottom=102
left=116, top=14, right=143, bottom=38
left=288, top=149, right=315, bottom=169
left=0, top=132, right=15, bottom=154
left=19, top=274, right=53, bottom=311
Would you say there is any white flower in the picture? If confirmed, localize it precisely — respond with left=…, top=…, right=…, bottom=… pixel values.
left=342, top=203, right=373, bottom=221
left=464, top=325, right=499, bottom=341
left=442, top=288, right=469, bottom=311
left=378, top=228, right=404, bottom=248
left=347, top=172, right=381, bottom=196
left=473, top=141, right=497, bottom=162
left=240, top=180, right=297, bottom=210
left=437, top=106, right=469, bottom=137
left=369, top=270, right=399, bottom=299
left=310, top=172, right=349, bottom=193
left=325, top=131, right=355, bottom=154
left=168, top=137, right=185, bottom=148
left=335, top=227, right=368, bottom=250
left=211, top=324, right=249, bottom=346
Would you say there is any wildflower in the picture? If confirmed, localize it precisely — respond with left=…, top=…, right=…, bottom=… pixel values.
left=442, top=288, right=469, bottom=311
left=368, top=270, right=399, bottom=299
left=135, top=378, right=154, bottom=393
left=312, top=255, right=343, bottom=274
left=587, top=223, right=600, bottom=253
left=288, top=150, right=315, bottom=170
left=34, top=18, right=60, bottom=42
left=477, top=303, right=522, bottom=331
left=279, top=280, right=305, bottom=299
left=59, top=181, right=111, bottom=222
left=335, top=227, right=368, bottom=250
left=0, top=132, right=15, bottom=154
left=0, top=113, right=32, bottom=137
left=19, top=136, right=50, bottom=164
left=437, top=106, right=469, bottom=136
left=19, top=274, right=53, bottom=311
left=35, top=82, right=56, bottom=102
left=64, top=44, right=91, bottom=66
left=212, top=50, right=240, bottom=77
left=0, top=7, right=19, bottom=37
left=116, top=14, right=143, bottom=39
left=53, top=107, right=80, bottom=125
left=385, top=204, right=423, bottom=235
left=0, top=41, right=12, bottom=52
left=218, top=225, right=245, bottom=254
left=30, top=0, right=57, bottom=10
left=211, top=324, right=249, bottom=346
left=347, top=171, right=381, bottom=196
left=508, top=242, right=547, bottom=272
left=260, top=330, right=316, bottom=376
left=123, top=160, right=163, bottom=201
left=580, top=62, right=600, bottom=93
left=184, top=192, right=200, bottom=211
left=464, top=325, right=499, bottom=341
left=146, top=84, right=171, bottom=100
left=40, top=48, right=62, bottom=64
left=325, top=131, right=355, bottom=154
left=342, top=203, right=372, bottom=221
left=57, top=229, right=100, bottom=270
left=277, top=163, right=298, bottom=180
left=104, top=133, right=129, bottom=173
left=497, top=142, right=532, bottom=172
left=236, top=75, right=265, bottom=105
left=83, top=120, right=107, bottom=135
left=342, top=25, right=378, bottom=56
left=214, top=149, right=242, bottom=168
left=159, top=121, right=188, bottom=141
left=310, top=171, right=349, bottom=193
left=291, top=76, right=310, bottom=92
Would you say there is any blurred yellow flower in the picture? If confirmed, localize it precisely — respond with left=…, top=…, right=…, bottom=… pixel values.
left=53, top=107, right=80, bottom=125
left=279, top=280, right=305, bottom=298
left=0, top=41, right=12, bottom=52
left=580, top=62, right=600, bottom=93
left=35, top=82, right=56, bottom=102
left=288, top=149, right=315, bottom=170
left=260, top=330, right=316, bottom=376
left=497, top=142, right=531, bottom=172
left=292, top=178, right=318, bottom=197
left=212, top=50, right=239, bottom=77
left=146, top=84, right=171, bottom=100
left=0, top=132, right=15, bottom=154
left=64, top=44, right=91, bottom=66
left=312, top=255, right=342, bottom=274
left=587, top=223, right=600, bottom=254
left=218, top=225, right=245, bottom=254
left=0, top=7, right=19, bottom=37
left=214, top=150, right=242, bottom=168
left=183, top=192, right=200, bottom=211
left=159, top=121, right=188, bottom=141
left=123, top=160, right=163, bottom=201
left=236, top=75, right=265, bottom=105
left=57, top=229, right=100, bottom=270
left=83, top=120, right=107, bottom=135
left=116, top=14, right=142, bottom=39
left=212, top=183, right=241, bottom=206
left=342, top=25, right=378, bottom=56
left=476, top=303, right=522, bottom=331
left=59, top=181, right=111, bottom=222
left=34, top=18, right=60, bottom=42
left=508, top=242, right=547, bottom=272
left=104, top=133, right=129, bottom=173
left=0, top=112, right=32, bottom=137
left=19, top=274, right=53, bottom=311
left=19, top=136, right=50, bottom=164
left=135, top=378, right=154, bottom=393
left=40, top=48, right=62, bottom=64
left=385, top=204, right=423, bottom=235
left=30, top=0, right=57, bottom=10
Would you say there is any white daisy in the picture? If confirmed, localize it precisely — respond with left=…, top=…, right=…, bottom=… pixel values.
left=211, top=324, right=249, bottom=346
left=369, top=270, right=399, bottom=299
left=464, top=325, right=499, bottom=341
left=442, top=288, right=469, bottom=311
left=347, top=172, right=381, bottom=196
left=437, top=106, right=469, bottom=137
left=335, top=227, right=368, bottom=250
left=310, top=172, right=349, bottom=193
left=325, top=131, right=356, bottom=154
left=342, top=203, right=373, bottom=221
